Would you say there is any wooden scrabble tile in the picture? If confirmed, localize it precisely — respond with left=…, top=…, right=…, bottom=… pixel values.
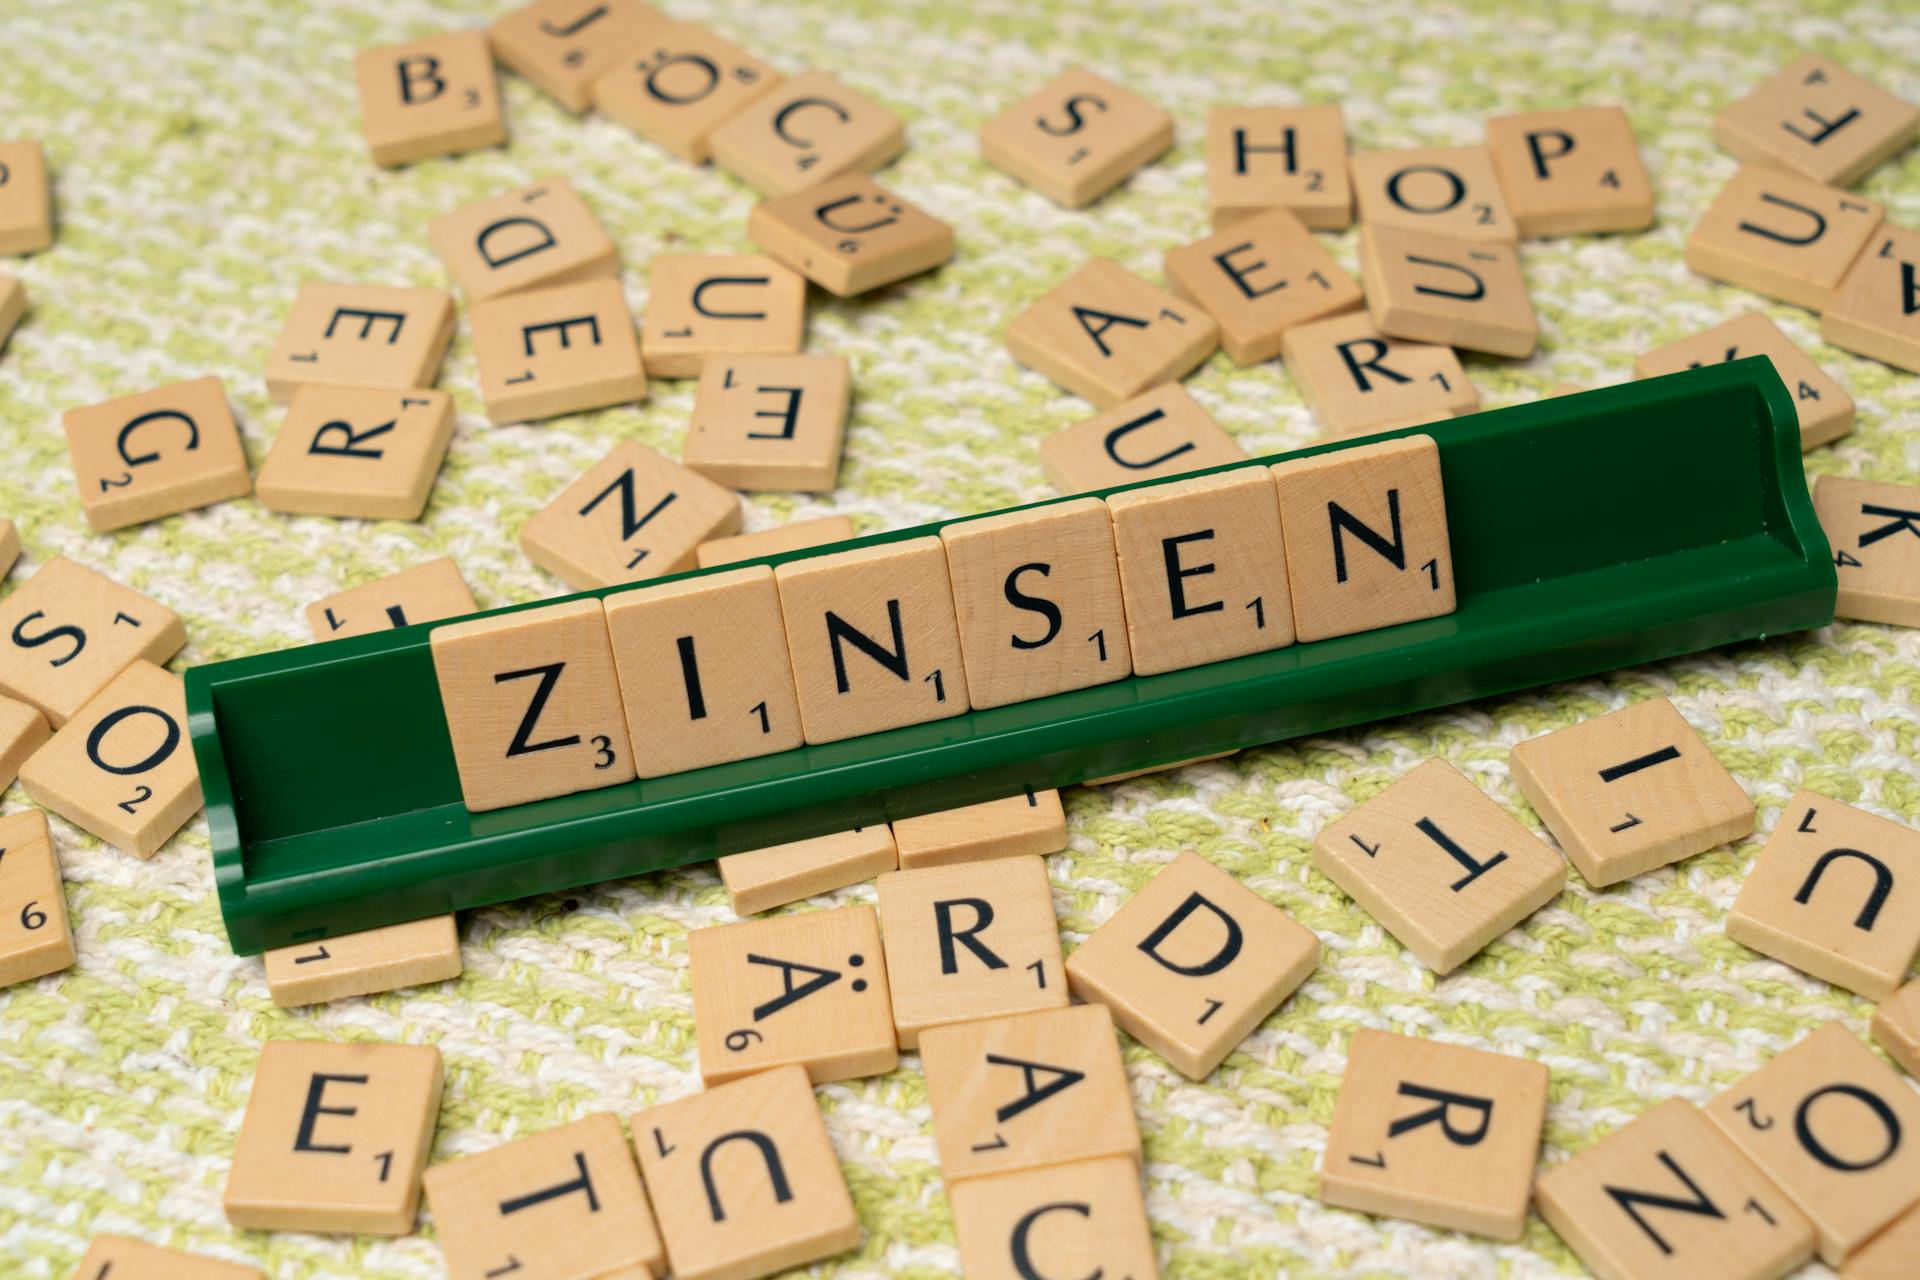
left=1007, top=259, right=1219, bottom=409
left=683, top=355, right=850, bottom=491
left=1207, top=104, right=1351, bottom=231
left=1079, top=751, right=1237, bottom=786
left=0, top=141, right=52, bottom=255
left=428, top=177, right=618, bottom=302
left=1872, top=978, right=1920, bottom=1079
left=894, top=790, right=1067, bottom=870
left=224, top=1039, right=443, bottom=1235
left=921, top=1003, right=1137, bottom=1183
left=747, top=173, right=953, bottom=297
left=1709, top=1023, right=1920, bottom=1264
left=355, top=31, right=505, bottom=168
left=1538, top=1098, right=1814, bottom=1280
left=1270, top=433, right=1455, bottom=642
left=1817, top=476, right=1920, bottom=626
left=429, top=599, right=636, bottom=813
left=72, top=1235, right=264, bottom=1280
left=64, top=376, right=252, bottom=533
left=1065, top=849, right=1318, bottom=1080
left=980, top=68, right=1172, bottom=209
left=1685, top=166, right=1883, bottom=311
left=263, top=915, right=462, bottom=1008
left=1848, top=1199, right=1920, bottom=1280
left=590, top=22, right=782, bottom=165
left=0, top=810, right=72, bottom=989
left=1634, top=312, right=1852, bottom=450
left=1728, top=791, right=1920, bottom=999
left=1485, top=106, right=1655, bottom=237
left=718, top=825, right=898, bottom=915
left=264, top=282, right=455, bottom=402
left=1319, top=1028, right=1548, bottom=1239
left=0, top=558, right=184, bottom=729
left=696, top=514, right=855, bottom=568
left=1508, top=696, right=1755, bottom=887
left=948, top=1155, right=1155, bottom=1280
left=520, top=441, right=741, bottom=590
left=1164, top=209, right=1364, bottom=365
left=1039, top=384, right=1245, bottom=494
left=1351, top=146, right=1517, bottom=242
left=1278, top=310, right=1477, bottom=439
left=307, top=557, right=478, bottom=640
left=1314, top=759, right=1564, bottom=974
left=0, top=695, right=49, bottom=791
left=0, top=275, right=26, bottom=351
left=1822, top=225, right=1920, bottom=374
left=710, top=70, right=904, bottom=197
left=1108, top=467, right=1294, bottom=677
left=640, top=254, right=806, bottom=379
left=472, top=277, right=646, bottom=425
left=489, top=0, right=668, bottom=114
left=1716, top=54, right=1920, bottom=190
left=774, top=537, right=969, bottom=744
left=631, top=1064, right=858, bottom=1280
left=256, top=387, right=453, bottom=521
left=875, top=856, right=1067, bottom=1048
left=424, top=1112, right=663, bottom=1280
left=604, top=565, right=803, bottom=777
left=941, top=498, right=1131, bottom=707
left=1359, top=225, right=1537, bottom=358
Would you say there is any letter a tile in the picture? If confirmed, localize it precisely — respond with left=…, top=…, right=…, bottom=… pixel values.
left=1816, top=476, right=1920, bottom=626
left=355, top=31, right=506, bottom=168
left=980, top=68, right=1172, bottom=209
left=1634, top=313, right=1852, bottom=451
left=0, top=810, right=73, bottom=989
left=1007, top=259, right=1219, bottom=409
left=264, top=282, right=455, bottom=403
left=1821, top=225, right=1920, bottom=374
left=1277, top=311, right=1477, bottom=440
left=1685, top=167, right=1883, bottom=311
left=1715, top=54, right=1920, bottom=190
left=64, top=376, right=253, bottom=532
left=257, top=387, right=455, bottom=521
left=0, top=557, right=185, bottom=729
left=949, top=1155, right=1158, bottom=1280
left=308, top=557, right=478, bottom=640
left=1039, top=384, right=1246, bottom=494
left=520, top=441, right=742, bottom=590
left=472, top=277, right=647, bottom=424
left=428, top=176, right=619, bottom=302
left=72, top=1237, right=263, bottom=1280
left=489, top=0, right=668, bottom=115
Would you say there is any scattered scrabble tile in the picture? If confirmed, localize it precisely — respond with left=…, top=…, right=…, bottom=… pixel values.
left=264, top=282, right=455, bottom=402
left=696, top=514, right=855, bottom=568
left=1164, top=209, right=1364, bottom=365
left=0, top=140, right=52, bottom=254
left=632, top=1064, right=858, bottom=1280
left=72, top=1236, right=263, bottom=1280
left=718, top=825, right=898, bottom=915
left=894, top=790, right=1067, bottom=870
left=1708, top=1023, right=1920, bottom=1265
left=748, top=172, right=953, bottom=296
left=1314, top=759, right=1564, bottom=974
left=1822, top=225, right=1920, bottom=374
left=0, top=810, right=72, bottom=988
left=0, top=275, right=25, bottom=351
left=921, top=1003, right=1137, bottom=1183
left=980, top=68, right=1172, bottom=208
left=1848, top=1199, right=1920, bottom=1280
left=1685, top=166, right=1883, bottom=311
left=774, top=537, right=969, bottom=744
left=1065, top=849, right=1318, bottom=1080
left=1508, top=696, right=1755, bottom=887
left=1350, top=146, right=1517, bottom=242
left=256, top=388, right=453, bottom=522
left=1007, top=259, right=1219, bottom=408
left=875, top=856, right=1067, bottom=1048
left=1038, top=384, right=1245, bottom=493
left=1817, top=476, right=1920, bottom=626
left=424, top=1112, right=664, bottom=1280
left=710, top=70, right=905, bottom=196
left=1728, top=790, right=1920, bottom=999
left=604, top=565, right=804, bottom=776
left=263, top=915, right=462, bottom=1008
left=520, top=441, right=741, bottom=589
left=1108, top=467, right=1294, bottom=676
left=1080, top=750, right=1237, bottom=786
left=0, top=557, right=184, bottom=728
left=1319, top=1028, right=1548, bottom=1239
left=427, top=176, right=618, bottom=302
left=640, top=253, right=806, bottom=379
left=1872, top=978, right=1920, bottom=1078
left=1633, top=312, right=1851, bottom=450
left=355, top=30, right=505, bottom=167
left=472, top=276, right=647, bottom=424
left=1535, top=1098, right=1814, bottom=1280
left=1271, top=433, right=1456, bottom=642
left=63, top=376, right=252, bottom=533
left=1359, top=225, right=1537, bottom=358
left=690, top=903, right=896, bottom=1085
left=1715, top=54, right=1920, bottom=190
left=489, top=0, right=668, bottom=114
left=1278, top=310, right=1477, bottom=439
left=940, top=498, right=1132, bottom=707
left=20, top=660, right=201, bottom=859
left=590, top=22, right=781, bottom=164
left=307, top=557, right=477, bottom=640
left=0, top=694, right=49, bottom=791
left=682, top=354, right=850, bottom=491
left=429, top=598, right=637, bottom=813
left=1484, top=106, right=1654, bottom=236
left=225, top=1039, right=443, bottom=1234
left=1206, top=104, right=1351, bottom=230
left=949, top=1154, right=1155, bottom=1280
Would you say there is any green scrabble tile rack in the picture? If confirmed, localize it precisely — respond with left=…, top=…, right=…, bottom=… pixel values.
left=188, top=359, right=1835, bottom=954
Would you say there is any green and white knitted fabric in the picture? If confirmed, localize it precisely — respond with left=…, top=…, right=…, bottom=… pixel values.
left=3, top=0, right=1918, bottom=1275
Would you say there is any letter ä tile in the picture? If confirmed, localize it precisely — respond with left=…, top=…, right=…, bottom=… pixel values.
left=1206, top=104, right=1352, bottom=231
left=640, top=254, right=806, bottom=380
left=1038, top=384, right=1246, bottom=494
left=264, top=282, right=455, bottom=403
left=1684, top=166, right=1883, bottom=312
left=1822, top=225, right=1920, bottom=375
left=1007, top=259, right=1218, bottom=409
left=428, top=176, right=619, bottom=302
left=1634, top=313, right=1852, bottom=451
left=1714, top=54, right=1920, bottom=190
left=1484, top=105, right=1655, bottom=237
left=711, top=70, right=905, bottom=198
left=682, top=354, right=851, bottom=492
left=263, top=914, right=462, bottom=1008
left=520, top=441, right=742, bottom=591
left=472, top=277, right=647, bottom=424
left=489, top=0, right=670, bottom=115
left=64, top=376, right=253, bottom=532
left=748, top=172, right=953, bottom=297
left=1165, top=209, right=1364, bottom=365
left=1815, top=475, right=1920, bottom=626
left=0, top=810, right=73, bottom=989
left=1350, top=146, right=1517, bottom=242
left=355, top=31, right=505, bottom=168
left=307, top=557, right=478, bottom=640
left=0, top=557, right=185, bottom=729
left=948, top=1155, right=1157, bottom=1280
left=1276, top=310, right=1477, bottom=441
left=980, top=68, right=1172, bottom=209
left=257, top=387, right=455, bottom=521
left=591, top=22, right=782, bottom=164
left=72, top=1236, right=263, bottom=1280
left=717, top=825, right=898, bottom=916
left=893, top=789, right=1068, bottom=870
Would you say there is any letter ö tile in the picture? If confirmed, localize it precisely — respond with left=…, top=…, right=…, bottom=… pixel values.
left=591, top=22, right=781, bottom=164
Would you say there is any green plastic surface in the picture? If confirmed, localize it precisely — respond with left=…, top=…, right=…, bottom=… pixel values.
left=188, top=361, right=1835, bottom=954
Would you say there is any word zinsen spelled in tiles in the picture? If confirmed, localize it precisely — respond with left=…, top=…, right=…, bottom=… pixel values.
left=520, top=441, right=742, bottom=590
left=710, top=70, right=905, bottom=197
left=1205, top=104, right=1352, bottom=231
left=981, top=67, right=1172, bottom=209
left=256, top=387, right=455, bottom=521
left=1634, top=312, right=1852, bottom=451
left=308, top=557, right=478, bottom=640
left=717, top=825, right=898, bottom=916
left=1037, top=384, right=1246, bottom=494
left=264, top=282, right=455, bottom=402
left=262, top=914, right=462, bottom=1008
left=641, top=254, right=806, bottom=379
left=748, top=172, right=954, bottom=297
left=1008, top=258, right=1219, bottom=408
left=0, top=810, right=72, bottom=989
left=1715, top=54, right=1920, bottom=190
left=1814, top=475, right=1920, bottom=627
left=428, top=176, right=618, bottom=302
left=63, top=376, right=252, bottom=532
left=355, top=31, right=505, bottom=168
left=0, top=557, right=184, bottom=728
left=489, top=0, right=669, bottom=115
left=893, top=789, right=1067, bottom=869
left=948, top=1155, right=1158, bottom=1280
